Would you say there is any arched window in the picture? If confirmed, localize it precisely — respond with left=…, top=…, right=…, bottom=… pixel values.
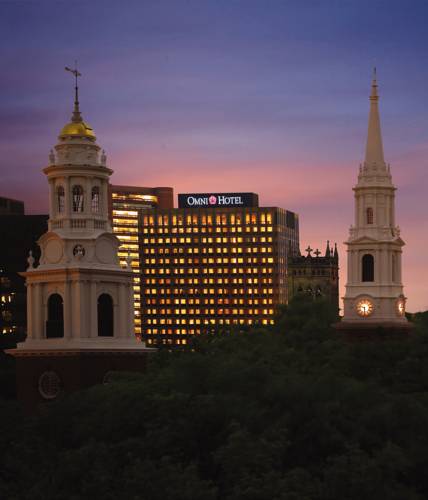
left=57, top=186, right=65, bottom=213
left=362, top=254, right=374, bottom=282
left=72, top=185, right=84, bottom=212
left=98, top=293, right=113, bottom=337
left=46, top=293, right=64, bottom=338
left=366, top=207, right=374, bottom=225
left=91, top=186, right=100, bottom=212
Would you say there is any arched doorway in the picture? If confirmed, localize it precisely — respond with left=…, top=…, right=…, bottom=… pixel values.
left=362, top=254, right=374, bottom=282
left=46, top=293, right=64, bottom=338
left=98, top=293, right=113, bottom=337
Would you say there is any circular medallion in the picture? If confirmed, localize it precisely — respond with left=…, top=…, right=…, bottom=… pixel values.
left=103, top=371, right=115, bottom=385
left=73, top=244, right=85, bottom=258
left=356, top=299, right=374, bottom=317
left=38, top=371, right=61, bottom=400
left=96, top=239, right=114, bottom=264
left=45, top=239, right=63, bottom=264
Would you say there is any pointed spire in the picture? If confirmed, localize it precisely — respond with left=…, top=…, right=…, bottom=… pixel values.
left=325, top=240, right=330, bottom=257
left=365, top=67, right=385, bottom=165
left=334, top=243, right=338, bottom=261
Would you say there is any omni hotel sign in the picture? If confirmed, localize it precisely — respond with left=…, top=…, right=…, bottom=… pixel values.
left=178, top=192, right=259, bottom=209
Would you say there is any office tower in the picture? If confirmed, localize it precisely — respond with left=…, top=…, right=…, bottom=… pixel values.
left=110, top=185, right=173, bottom=335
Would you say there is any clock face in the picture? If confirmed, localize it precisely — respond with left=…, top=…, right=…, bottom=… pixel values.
left=397, top=299, right=405, bottom=316
left=356, top=299, right=374, bottom=317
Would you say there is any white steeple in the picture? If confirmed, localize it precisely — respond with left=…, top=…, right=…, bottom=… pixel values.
left=356, top=69, right=392, bottom=190
left=340, top=71, right=409, bottom=329
left=365, top=68, right=385, bottom=166
left=16, top=70, right=146, bottom=350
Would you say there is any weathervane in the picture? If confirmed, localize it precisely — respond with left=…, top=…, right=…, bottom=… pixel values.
left=65, top=61, right=81, bottom=86
left=65, top=61, right=82, bottom=122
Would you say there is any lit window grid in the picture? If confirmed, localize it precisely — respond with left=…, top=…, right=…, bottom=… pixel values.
left=112, top=193, right=158, bottom=204
left=111, top=191, right=162, bottom=335
left=139, top=207, right=298, bottom=345
left=112, top=207, right=141, bottom=335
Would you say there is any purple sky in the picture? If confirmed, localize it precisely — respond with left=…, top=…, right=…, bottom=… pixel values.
left=1, top=0, right=427, bottom=311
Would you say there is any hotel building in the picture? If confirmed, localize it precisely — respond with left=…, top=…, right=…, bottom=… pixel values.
left=109, top=185, right=173, bottom=335
left=139, top=192, right=299, bottom=346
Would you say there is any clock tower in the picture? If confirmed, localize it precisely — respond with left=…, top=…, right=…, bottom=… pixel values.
left=338, top=71, right=411, bottom=334
left=8, top=70, right=150, bottom=410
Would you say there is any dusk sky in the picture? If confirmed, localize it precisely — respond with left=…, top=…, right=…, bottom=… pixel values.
left=1, top=0, right=427, bottom=311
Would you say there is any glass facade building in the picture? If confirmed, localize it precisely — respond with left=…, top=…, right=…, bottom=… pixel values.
left=109, top=185, right=173, bottom=335
left=139, top=204, right=299, bottom=345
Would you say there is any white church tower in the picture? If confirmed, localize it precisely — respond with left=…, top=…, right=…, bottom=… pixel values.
left=340, top=71, right=410, bottom=330
left=18, top=69, right=143, bottom=350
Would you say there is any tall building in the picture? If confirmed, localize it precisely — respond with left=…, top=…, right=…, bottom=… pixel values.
left=139, top=192, right=299, bottom=346
left=7, top=71, right=148, bottom=410
left=110, top=185, right=173, bottom=336
left=0, top=212, right=48, bottom=334
left=338, top=72, right=410, bottom=333
left=288, top=241, right=339, bottom=310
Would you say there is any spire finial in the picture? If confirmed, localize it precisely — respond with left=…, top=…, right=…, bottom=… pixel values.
left=365, top=68, right=384, bottom=164
left=126, top=250, right=133, bottom=270
left=27, top=250, right=35, bottom=270
left=65, top=62, right=82, bottom=123
left=370, top=66, right=378, bottom=102
left=325, top=240, right=330, bottom=257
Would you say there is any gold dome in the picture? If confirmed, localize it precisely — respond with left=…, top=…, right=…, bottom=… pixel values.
left=60, top=121, right=95, bottom=138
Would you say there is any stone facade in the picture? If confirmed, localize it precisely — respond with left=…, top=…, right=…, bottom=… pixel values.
left=340, top=72, right=409, bottom=330
left=288, top=242, right=339, bottom=311
left=7, top=74, right=149, bottom=410
left=18, top=86, right=140, bottom=349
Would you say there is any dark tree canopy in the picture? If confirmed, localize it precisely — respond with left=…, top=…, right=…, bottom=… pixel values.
left=1, top=298, right=428, bottom=499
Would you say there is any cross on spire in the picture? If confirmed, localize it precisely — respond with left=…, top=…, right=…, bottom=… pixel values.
left=305, top=246, right=313, bottom=257
left=65, top=61, right=82, bottom=123
left=314, top=249, right=321, bottom=257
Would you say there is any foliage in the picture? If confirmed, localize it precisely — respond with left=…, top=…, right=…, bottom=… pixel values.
left=1, top=300, right=428, bottom=499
